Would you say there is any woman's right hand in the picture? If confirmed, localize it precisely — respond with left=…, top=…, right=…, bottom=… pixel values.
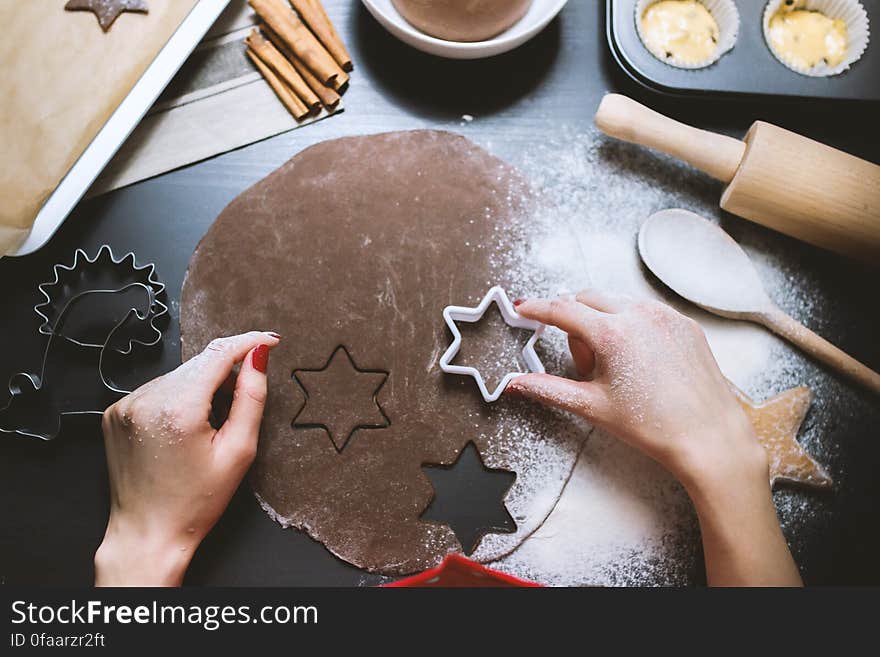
left=508, top=291, right=802, bottom=586
left=508, top=291, right=766, bottom=492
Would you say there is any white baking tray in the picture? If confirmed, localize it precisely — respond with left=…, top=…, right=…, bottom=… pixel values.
left=10, top=0, right=231, bottom=257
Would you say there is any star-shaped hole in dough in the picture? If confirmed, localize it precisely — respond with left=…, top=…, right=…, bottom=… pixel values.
left=732, top=385, right=832, bottom=489
left=292, top=346, right=389, bottom=452
left=65, top=0, right=149, bottom=32
left=420, top=442, right=516, bottom=556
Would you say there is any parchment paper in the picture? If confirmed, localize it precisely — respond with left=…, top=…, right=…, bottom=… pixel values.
left=0, top=0, right=198, bottom=255
left=88, top=0, right=340, bottom=197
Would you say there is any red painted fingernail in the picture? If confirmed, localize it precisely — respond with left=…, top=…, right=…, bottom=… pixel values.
left=513, top=298, right=525, bottom=307
left=266, top=331, right=282, bottom=339
left=253, top=344, right=269, bottom=373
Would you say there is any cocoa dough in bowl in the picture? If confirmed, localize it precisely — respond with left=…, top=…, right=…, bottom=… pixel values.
left=392, top=0, right=533, bottom=42
left=180, top=131, right=586, bottom=575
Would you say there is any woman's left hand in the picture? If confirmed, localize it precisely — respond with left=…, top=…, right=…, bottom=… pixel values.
left=94, top=331, right=280, bottom=586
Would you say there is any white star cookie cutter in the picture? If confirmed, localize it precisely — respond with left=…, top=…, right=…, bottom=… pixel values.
left=439, top=286, right=545, bottom=403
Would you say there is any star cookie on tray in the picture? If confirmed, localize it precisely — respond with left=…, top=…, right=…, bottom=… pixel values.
left=65, top=0, right=149, bottom=32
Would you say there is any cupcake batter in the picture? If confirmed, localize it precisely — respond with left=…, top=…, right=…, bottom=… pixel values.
left=640, top=0, right=719, bottom=64
left=768, top=0, right=848, bottom=69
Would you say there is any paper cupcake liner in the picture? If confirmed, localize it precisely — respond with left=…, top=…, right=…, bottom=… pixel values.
left=635, top=0, right=740, bottom=69
left=763, top=0, right=870, bottom=76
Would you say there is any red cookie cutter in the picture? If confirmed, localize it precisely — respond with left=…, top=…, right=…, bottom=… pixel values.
left=383, top=554, right=542, bottom=587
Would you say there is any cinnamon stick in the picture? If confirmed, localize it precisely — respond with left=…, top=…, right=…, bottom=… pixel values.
left=247, top=48, right=310, bottom=120
left=290, top=0, right=352, bottom=71
left=249, top=0, right=347, bottom=89
left=262, top=23, right=341, bottom=110
left=307, top=0, right=350, bottom=68
left=246, top=28, right=320, bottom=111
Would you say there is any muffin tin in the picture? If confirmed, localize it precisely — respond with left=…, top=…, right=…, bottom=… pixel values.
left=607, top=0, right=879, bottom=100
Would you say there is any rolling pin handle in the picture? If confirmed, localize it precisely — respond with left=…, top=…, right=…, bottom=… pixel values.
left=595, top=94, right=746, bottom=184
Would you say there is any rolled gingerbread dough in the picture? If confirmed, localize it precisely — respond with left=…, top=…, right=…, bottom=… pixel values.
left=180, top=131, right=585, bottom=575
left=392, top=0, right=533, bottom=42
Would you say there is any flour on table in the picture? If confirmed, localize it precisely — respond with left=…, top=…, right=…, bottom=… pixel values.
left=482, top=128, right=842, bottom=586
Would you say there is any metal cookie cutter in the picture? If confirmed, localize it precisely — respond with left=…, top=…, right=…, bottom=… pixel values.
left=0, top=246, right=167, bottom=440
left=439, top=286, right=545, bottom=403
left=35, top=246, right=167, bottom=351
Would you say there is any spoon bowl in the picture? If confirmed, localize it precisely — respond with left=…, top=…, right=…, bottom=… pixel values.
left=637, top=208, right=880, bottom=395
left=638, top=208, right=773, bottom=319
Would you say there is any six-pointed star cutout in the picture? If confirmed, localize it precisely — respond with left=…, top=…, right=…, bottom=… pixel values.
left=420, top=442, right=516, bottom=555
left=453, top=303, right=535, bottom=393
left=65, top=0, right=149, bottom=32
left=292, top=346, right=389, bottom=452
left=440, top=286, right=544, bottom=402
left=732, top=385, right=832, bottom=489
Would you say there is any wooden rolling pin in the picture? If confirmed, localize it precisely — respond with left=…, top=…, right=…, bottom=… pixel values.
left=595, top=94, right=880, bottom=263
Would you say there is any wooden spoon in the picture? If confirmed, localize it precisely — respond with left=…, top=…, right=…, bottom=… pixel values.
left=638, top=209, right=880, bottom=396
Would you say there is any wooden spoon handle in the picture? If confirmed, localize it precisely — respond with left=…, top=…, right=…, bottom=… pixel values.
left=594, top=94, right=746, bottom=184
left=758, top=307, right=880, bottom=396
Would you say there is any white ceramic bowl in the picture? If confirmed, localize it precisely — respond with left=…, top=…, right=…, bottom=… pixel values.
left=361, top=0, right=569, bottom=59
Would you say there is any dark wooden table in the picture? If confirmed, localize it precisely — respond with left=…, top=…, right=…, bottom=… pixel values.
left=1, top=1, right=878, bottom=586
